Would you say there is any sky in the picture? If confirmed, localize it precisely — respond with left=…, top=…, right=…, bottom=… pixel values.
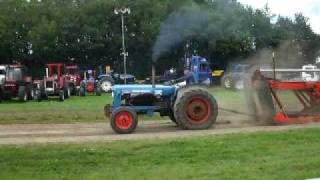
left=238, top=0, right=320, bottom=34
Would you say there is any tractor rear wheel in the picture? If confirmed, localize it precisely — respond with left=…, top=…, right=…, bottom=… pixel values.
left=27, top=84, right=34, bottom=100
left=79, top=82, right=86, bottom=97
left=99, top=77, right=114, bottom=93
left=111, top=107, right=138, bottom=134
left=0, top=87, right=2, bottom=103
left=64, top=84, right=71, bottom=99
left=168, top=111, right=178, bottom=125
left=222, top=76, right=234, bottom=89
left=38, top=84, right=48, bottom=101
left=95, top=86, right=102, bottom=96
left=174, top=87, right=218, bottom=130
left=80, top=86, right=86, bottom=97
left=18, top=86, right=28, bottom=102
left=59, top=90, right=65, bottom=101
left=36, top=89, right=42, bottom=102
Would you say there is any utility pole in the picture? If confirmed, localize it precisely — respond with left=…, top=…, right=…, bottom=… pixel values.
left=114, top=7, right=130, bottom=84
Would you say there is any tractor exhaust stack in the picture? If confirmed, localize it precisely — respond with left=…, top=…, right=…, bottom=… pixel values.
left=46, top=68, right=49, bottom=78
left=152, top=64, right=156, bottom=88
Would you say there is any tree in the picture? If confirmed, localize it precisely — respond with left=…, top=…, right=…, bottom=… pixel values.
left=0, top=0, right=319, bottom=78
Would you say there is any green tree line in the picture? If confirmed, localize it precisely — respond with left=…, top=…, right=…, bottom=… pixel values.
left=0, top=0, right=319, bottom=78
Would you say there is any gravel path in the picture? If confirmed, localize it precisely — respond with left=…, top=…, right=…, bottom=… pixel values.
left=0, top=120, right=320, bottom=146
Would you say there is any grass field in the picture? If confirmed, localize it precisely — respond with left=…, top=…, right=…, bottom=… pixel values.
left=0, top=94, right=112, bottom=124
left=0, top=88, right=246, bottom=124
left=0, top=129, right=319, bottom=179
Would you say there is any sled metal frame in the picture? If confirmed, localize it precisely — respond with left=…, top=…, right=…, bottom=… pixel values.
left=267, top=79, right=320, bottom=124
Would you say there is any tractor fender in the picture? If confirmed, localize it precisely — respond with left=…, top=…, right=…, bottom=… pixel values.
left=60, top=78, right=65, bottom=89
left=98, top=74, right=113, bottom=81
left=173, top=84, right=209, bottom=105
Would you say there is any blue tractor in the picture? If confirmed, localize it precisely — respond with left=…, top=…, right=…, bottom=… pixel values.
left=185, top=56, right=212, bottom=85
left=104, top=56, right=218, bottom=134
left=97, top=66, right=135, bottom=93
left=221, top=64, right=250, bottom=90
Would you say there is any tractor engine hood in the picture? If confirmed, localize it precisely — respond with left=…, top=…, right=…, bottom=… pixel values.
left=112, top=84, right=176, bottom=97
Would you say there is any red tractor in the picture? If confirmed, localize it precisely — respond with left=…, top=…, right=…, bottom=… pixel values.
left=0, top=64, right=34, bottom=102
left=79, top=70, right=102, bottom=96
left=36, top=63, right=75, bottom=101
left=65, top=65, right=82, bottom=95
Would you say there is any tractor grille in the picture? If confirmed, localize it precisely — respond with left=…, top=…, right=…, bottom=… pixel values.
left=46, top=81, right=53, bottom=88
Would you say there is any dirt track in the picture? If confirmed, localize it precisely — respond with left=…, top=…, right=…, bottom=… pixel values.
left=1, top=120, right=320, bottom=146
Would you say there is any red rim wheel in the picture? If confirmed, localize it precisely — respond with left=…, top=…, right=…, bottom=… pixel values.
left=111, top=107, right=138, bottom=134
left=185, top=96, right=212, bottom=124
left=115, top=112, right=133, bottom=130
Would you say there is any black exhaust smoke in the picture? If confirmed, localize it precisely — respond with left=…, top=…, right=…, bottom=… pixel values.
left=151, top=5, right=210, bottom=62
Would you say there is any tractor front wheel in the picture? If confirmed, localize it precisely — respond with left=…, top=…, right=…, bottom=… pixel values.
left=111, top=107, right=138, bottom=134
left=18, top=86, right=28, bottom=102
left=174, top=87, right=218, bottom=130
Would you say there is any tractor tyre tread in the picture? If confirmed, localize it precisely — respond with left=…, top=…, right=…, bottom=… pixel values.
left=64, top=82, right=71, bottom=99
left=80, top=86, right=86, bottom=97
left=59, top=90, right=65, bottom=101
left=174, top=87, right=218, bottom=130
left=99, top=77, right=114, bottom=93
left=222, top=76, right=234, bottom=89
left=26, top=84, right=34, bottom=100
left=95, top=86, right=102, bottom=96
left=18, top=86, right=27, bottom=102
left=110, top=107, right=138, bottom=134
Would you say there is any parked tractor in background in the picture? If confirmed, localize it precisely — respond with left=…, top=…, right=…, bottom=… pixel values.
left=185, top=56, right=212, bottom=85
left=155, top=68, right=179, bottom=83
left=64, top=65, right=82, bottom=95
left=301, top=64, right=320, bottom=82
left=36, top=63, right=75, bottom=101
left=151, top=56, right=213, bottom=86
left=0, top=64, right=34, bottom=102
left=221, top=64, right=249, bottom=90
left=79, top=70, right=102, bottom=96
left=104, top=56, right=218, bottom=134
left=98, top=66, right=135, bottom=93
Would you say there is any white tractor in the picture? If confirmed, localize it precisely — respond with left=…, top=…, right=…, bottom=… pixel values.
left=301, top=64, right=320, bottom=82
